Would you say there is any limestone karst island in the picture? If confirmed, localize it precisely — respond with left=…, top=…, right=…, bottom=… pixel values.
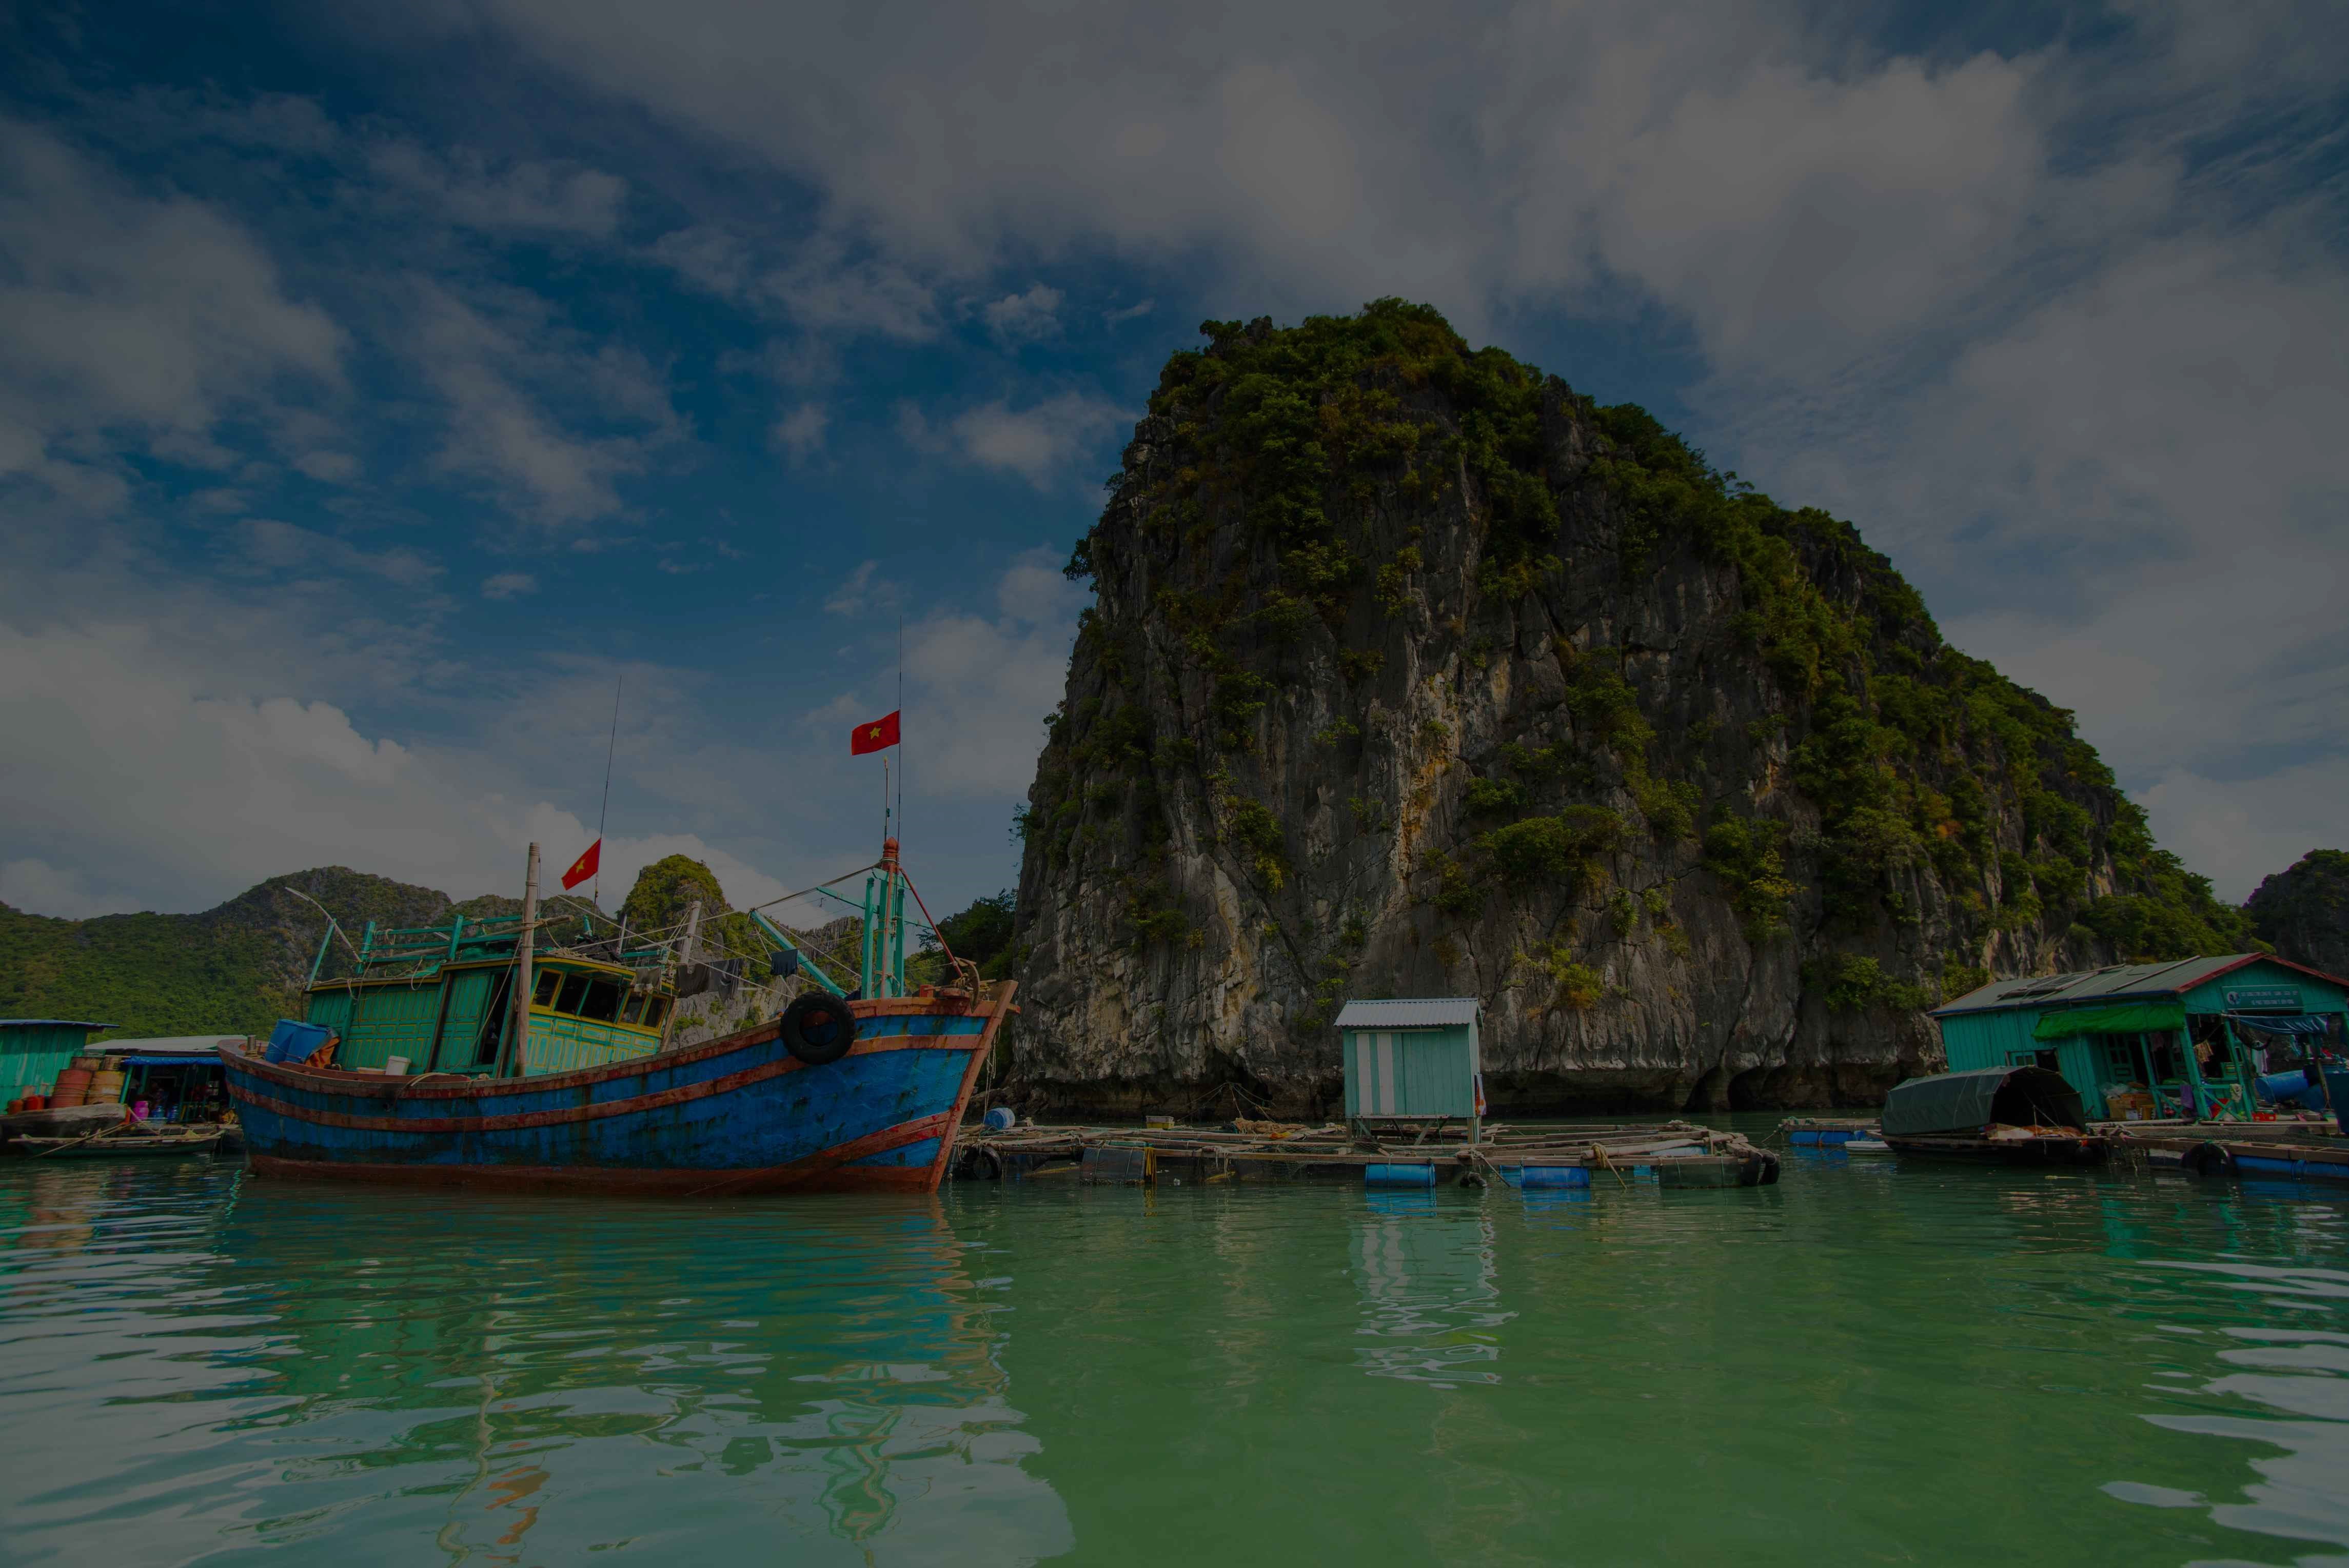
left=8, top=9, right=2348, bottom=1563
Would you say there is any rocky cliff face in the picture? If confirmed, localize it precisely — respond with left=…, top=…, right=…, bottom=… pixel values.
left=2247, top=850, right=2349, bottom=978
left=1005, top=302, right=2254, bottom=1115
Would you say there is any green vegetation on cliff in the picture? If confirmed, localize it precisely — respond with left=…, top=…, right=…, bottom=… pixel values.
left=2247, top=850, right=2349, bottom=977
left=1037, top=299, right=2248, bottom=1025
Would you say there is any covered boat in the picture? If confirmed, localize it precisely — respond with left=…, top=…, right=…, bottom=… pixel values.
left=222, top=837, right=1012, bottom=1195
left=1879, top=1065, right=2105, bottom=1165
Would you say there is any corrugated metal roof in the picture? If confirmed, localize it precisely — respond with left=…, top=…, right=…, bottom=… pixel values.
left=1935, top=955, right=2263, bottom=1016
left=94, top=1035, right=249, bottom=1055
left=1334, top=998, right=1481, bottom=1029
left=0, top=1019, right=113, bottom=1030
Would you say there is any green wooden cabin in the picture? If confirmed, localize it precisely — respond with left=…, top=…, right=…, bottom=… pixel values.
left=301, top=910, right=677, bottom=1078
left=1931, top=955, right=2349, bottom=1121
left=1, top=1019, right=113, bottom=1099
left=1335, top=998, right=1483, bottom=1134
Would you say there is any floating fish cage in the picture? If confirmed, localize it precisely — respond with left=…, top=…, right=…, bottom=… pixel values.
left=949, top=1118, right=1780, bottom=1189
left=1777, top=1117, right=1882, bottom=1147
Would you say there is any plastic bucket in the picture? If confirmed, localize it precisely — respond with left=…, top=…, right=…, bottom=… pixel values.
left=21, top=1095, right=44, bottom=1112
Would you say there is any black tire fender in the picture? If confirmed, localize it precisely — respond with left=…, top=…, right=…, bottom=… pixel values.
left=779, top=993, right=858, bottom=1066
left=2183, top=1141, right=2237, bottom=1178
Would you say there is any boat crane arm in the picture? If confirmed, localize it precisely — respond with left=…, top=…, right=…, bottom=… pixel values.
left=749, top=911, right=852, bottom=999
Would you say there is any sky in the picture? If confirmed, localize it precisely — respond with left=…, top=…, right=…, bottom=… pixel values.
left=1, top=0, right=2342, bottom=929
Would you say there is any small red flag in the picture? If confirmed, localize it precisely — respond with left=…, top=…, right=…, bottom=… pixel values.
left=561, top=838, right=601, bottom=890
left=850, top=710, right=901, bottom=756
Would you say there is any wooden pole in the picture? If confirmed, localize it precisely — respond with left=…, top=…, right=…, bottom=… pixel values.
left=511, top=843, right=539, bottom=1079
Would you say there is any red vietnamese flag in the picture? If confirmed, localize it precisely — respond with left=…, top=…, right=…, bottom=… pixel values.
left=850, top=710, right=901, bottom=756
left=560, top=838, right=601, bottom=891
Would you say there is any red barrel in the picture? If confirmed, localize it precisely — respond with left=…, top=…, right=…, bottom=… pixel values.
left=51, top=1068, right=91, bottom=1107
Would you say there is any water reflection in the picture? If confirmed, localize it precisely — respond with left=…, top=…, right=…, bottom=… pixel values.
left=1351, top=1196, right=1510, bottom=1386
left=2107, top=1253, right=2349, bottom=1565
left=0, top=1167, right=1069, bottom=1564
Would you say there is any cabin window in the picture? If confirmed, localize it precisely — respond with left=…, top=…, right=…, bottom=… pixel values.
left=2104, top=1041, right=2138, bottom=1078
left=620, top=994, right=647, bottom=1026
left=534, top=970, right=562, bottom=1007
left=556, top=975, right=591, bottom=1016
left=577, top=980, right=622, bottom=1023
left=641, top=997, right=669, bottom=1030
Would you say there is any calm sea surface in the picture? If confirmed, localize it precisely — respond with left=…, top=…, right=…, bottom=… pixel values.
left=7, top=1132, right=2349, bottom=1566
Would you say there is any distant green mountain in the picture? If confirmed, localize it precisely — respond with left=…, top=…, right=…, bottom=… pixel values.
left=0, top=867, right=545, bottom=1040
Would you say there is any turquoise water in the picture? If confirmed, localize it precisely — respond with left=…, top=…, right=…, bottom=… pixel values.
left=6, top=1146, right=2349, bottom=1565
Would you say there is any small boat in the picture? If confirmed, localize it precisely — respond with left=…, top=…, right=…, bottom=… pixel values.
left=222, top=837, right=1012, bottom=1195
left=13, top=1128, right=225, bottom=1159
left=1880, top=1065, right=2107, bottom=1165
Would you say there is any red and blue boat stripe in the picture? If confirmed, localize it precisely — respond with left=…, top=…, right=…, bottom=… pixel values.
left=220, top=990, right=1013, bottom=1194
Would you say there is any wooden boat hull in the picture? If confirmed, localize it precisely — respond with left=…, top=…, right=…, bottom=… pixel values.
left=11, top=1132, right=224, bottom=1159
left=1883, top=1133, right=2106, bottom=1165
left=220, top=991, right=1010, bottom=1196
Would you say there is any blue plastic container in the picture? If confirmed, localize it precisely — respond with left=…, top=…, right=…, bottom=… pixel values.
left=1364, top=1162, right=1436, bottom=1187
left=983, top=1105, right=1017, bottom=1132
left=2326, top=1067, right=2349, bottom=1137
left=1511, top=1165, right=1591, bottom=1188
left=264, top=1018, right=331, bottom=1064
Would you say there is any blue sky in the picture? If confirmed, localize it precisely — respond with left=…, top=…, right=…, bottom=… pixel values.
left=2, top=0, right=2343, bottom=926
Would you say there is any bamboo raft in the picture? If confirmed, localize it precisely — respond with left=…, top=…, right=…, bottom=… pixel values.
left=950, top=1119, right=1780, bottom=1189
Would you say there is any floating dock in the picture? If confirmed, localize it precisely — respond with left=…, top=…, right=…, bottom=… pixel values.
left=2103, top=1119, right=2349, bottom=1182
left=950, top=1119, right=1780, bottom=1188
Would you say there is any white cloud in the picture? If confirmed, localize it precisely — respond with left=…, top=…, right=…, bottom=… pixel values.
left=0, top=119, right=345, bottom=500
left=650, top=223, right=756, bottom=298
left=233, top=518, right=442, bottom=589
left=949, top=393, right=1125, bottom=488
left=772, top=402, right=828, bottom=460
left=981, top=283, right=1063, bottom=343
left=2141, top=757, right=2349, bottom=903
left=900, top=549, right=1087, bottom=797
left=824, top=559, right=897, bottom=617
left=366, top=140, right=628, bottom=236
left=481, top=571, right=538, bottom=599
left=409, top=282, right=686, bottom=524
left=292, top=450, right=361, bottom=483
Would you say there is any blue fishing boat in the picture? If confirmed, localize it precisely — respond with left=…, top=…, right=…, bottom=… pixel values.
left=220, top=838, right=1013, bottom=1194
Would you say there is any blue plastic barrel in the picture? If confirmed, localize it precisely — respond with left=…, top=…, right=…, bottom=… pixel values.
left=983, top=1105, right=1016, bottom=1132
left=1513, top=1165, right=1591, bottom=1189
left=265, top=1018, right=331, bottom=1063
left=2325, top=1068, right=2349, bottom=1136
left=1365, top=1162, right=1436, bottom=1187
left=2256, top=1069, right=2324, bottom=1110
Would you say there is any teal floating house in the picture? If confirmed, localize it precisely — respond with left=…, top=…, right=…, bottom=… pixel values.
left=1335, top=997, right=1483, bottom=1139
left=1, top=1019, right=113, bottom=1100
left=1931, top=955, right=2349, bottom=1121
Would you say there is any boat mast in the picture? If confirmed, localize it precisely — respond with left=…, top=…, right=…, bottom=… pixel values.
left=510, top=842, right=539, bottom=1078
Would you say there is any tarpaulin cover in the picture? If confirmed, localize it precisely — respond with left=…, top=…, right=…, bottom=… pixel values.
left=2229, top=1014, right=2328, bottom=1036
left=115, top=1055, right=226, bottom=1067
left=1882, top=1066, right=2087, bottom=1136
left=2032, top=1001, right=2187, bottom=1040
